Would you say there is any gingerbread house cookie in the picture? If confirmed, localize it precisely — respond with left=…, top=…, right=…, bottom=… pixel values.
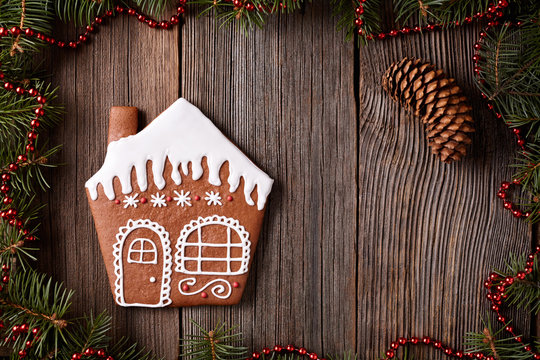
left=85, top=98, right=273, bottom=307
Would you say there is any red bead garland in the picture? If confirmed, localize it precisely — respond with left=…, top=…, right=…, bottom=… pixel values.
left=0, top=1, right=186, bottom=51
left=354, top=0, right=507, bottom=41
left=246, top=344, right=325, bottom=360
left=472, top=21, right=534, bottom=218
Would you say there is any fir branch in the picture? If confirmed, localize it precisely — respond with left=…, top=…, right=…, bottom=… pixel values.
left=465, top=317, right=530, bottom=360
left=180, top=320, right=247, bottom=360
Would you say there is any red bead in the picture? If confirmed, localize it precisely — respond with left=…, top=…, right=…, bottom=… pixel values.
left=274, top=345, right=282, bottom=352
left=0, top=28, right=6, bottom=37
left=137, top=15, right=146, bottom=22
left=31, top=119, right=40, bottom=127
left=286, top=345, right=295, bottom=351
left=505, top=325, right=513, bottom=332
left=201, top=292, right=208, bottom=298
left=525, top=346, right=532, bottom=352
left=390, top=341, right=398, bottom=349
left=517, top=271, right=526, bottom=279
left=9, top=26, right=21, bottom=35
left=105, top=10, right=113, bottom=16
left=474, top=43, right=482, bottom=50
left=377, top=33, right=386, bottom=39
left=140, top=197, right=147, bottom=204
left=127, top=9, right=136, bottom=15
left=31, top=327, right=40, bottom=335
left=4, top=82, right=13, bottom=90
left=2, top=276, right=8, bottom=284
left=8, top=163, right=18, bottom=172
left=2, top=265, right=9, bottom=272
left=15, top=87, right=25, bottom=95
left=95, top=17, right=103, bottom=24
left=72, top=354, right=81, bottom=360
left=245, top=3, right=255, bottom=11
left=84, top=348, right=95, bottom=356
left=309, top=353, right=318, bottom=360
left=518, top=139, right=525, bottom=147
left=233, top=281, right=240, bottom=288
left=166, top=196, right=173, bottom=202
left=498, top=0, right=508, bottom=7
left=252, top=352, right=260, bottom=359
left=422, top=337, right=431, bottom=344
left=20, top=324, right=28, bottom=333
left=227, top=195, right=233, bottom=201
left=114, top=199, right=121, bottom=204
left=385, top=350, right=394, bottom=359
left=34, top=107, right=44, bottom=117
left=194, top=195, right=200, bottom=201
left=497, top=191, right=506, bottom=199
left=18, top=350, right=27, bottom=357
left=497, top=315, right=506, bottom=323
left=433, top=341, right=442, bottom=349
left=262, top=347, right=271, bottom=355
left=355, top=6, right=364, bottom=15
left=182, top=284, right=189, bottom=291
left=3, top=197, right=12, bottom=205
left=512, top=209, right=522, bottom=218
left=503, top=200, right=512, bottom=209
left=501, top=181, right=510, bottom=189
left=106, top=357, right=114, bottom=360
left=298, top=348, right=307, bottom=355
left=170, top=15, right=180, bottom=24
left=25, top=340, right=32, bottom=348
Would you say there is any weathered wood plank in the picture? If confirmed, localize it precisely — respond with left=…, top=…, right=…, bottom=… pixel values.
left=181, top=1, right=357, bottom=355
left=40, top=16, right=180, bottom=359
left=357, top=25, right=532, bottom=358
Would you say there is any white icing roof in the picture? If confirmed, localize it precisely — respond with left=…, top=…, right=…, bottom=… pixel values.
left=85, top=98, right=273, bottom=210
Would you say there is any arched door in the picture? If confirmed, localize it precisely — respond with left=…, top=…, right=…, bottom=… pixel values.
left=114, top=219, right=172, bottom=307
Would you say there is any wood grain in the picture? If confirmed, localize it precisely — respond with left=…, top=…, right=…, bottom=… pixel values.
left=357, top=25, right=532, bottom=357
left=36, top=2, right=532, bottom=359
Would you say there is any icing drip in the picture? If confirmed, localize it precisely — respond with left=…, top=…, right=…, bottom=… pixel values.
left=85, top=98, right=273, bottom=210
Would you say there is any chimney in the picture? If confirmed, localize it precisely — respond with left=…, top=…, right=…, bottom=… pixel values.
left=108, top=106, right=138, bottom=144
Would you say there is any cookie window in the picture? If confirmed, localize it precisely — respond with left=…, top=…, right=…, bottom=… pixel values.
left=127, top=238, right=158, bottom=264
left=175, top=216, right=251, bottom=275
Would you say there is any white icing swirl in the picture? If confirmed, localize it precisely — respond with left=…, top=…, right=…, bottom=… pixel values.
left=85, top=98, right=273, bottom=210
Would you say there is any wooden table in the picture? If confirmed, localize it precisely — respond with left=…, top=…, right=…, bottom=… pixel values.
left=40, top=1, right=532, bottom=358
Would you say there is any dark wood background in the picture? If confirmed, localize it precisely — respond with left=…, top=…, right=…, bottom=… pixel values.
left=38, top=1, right=533, bottom=359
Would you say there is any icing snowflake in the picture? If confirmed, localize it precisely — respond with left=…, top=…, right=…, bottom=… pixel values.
left=173, top=190, right=192, bottom=207
left=123, top=193, right=140, bottom=208
left=204, top=191, right=222, bottom=206
left=150, top=192, right=167, bottom=208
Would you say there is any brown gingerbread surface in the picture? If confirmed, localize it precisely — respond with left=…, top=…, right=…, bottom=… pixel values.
left=85, top=99, right=272, bottom=308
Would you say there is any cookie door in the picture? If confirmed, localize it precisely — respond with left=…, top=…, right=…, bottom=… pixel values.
left=113, top=219, right=172, bottom=307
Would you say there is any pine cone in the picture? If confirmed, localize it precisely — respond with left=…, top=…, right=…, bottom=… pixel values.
left=382, top=57, right=474, bottom=163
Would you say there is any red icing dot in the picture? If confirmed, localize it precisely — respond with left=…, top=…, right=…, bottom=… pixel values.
left=140, top=197, right=147, bottom=204
left=201, top=292, right=208, bottom=298
left=226, top=195, right=233, bottom=201
left=182, top=284, right=189, bottom=291
left=194, top=195, right=200, bottom=201
left=166, top=196, right=173, bottom=202
left=232, top=281, right=240, bottom=288
left=114, top=199, right=121, bottom=204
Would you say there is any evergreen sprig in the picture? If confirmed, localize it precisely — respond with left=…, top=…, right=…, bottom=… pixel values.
left=180, top=320, right=247, bottom=360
